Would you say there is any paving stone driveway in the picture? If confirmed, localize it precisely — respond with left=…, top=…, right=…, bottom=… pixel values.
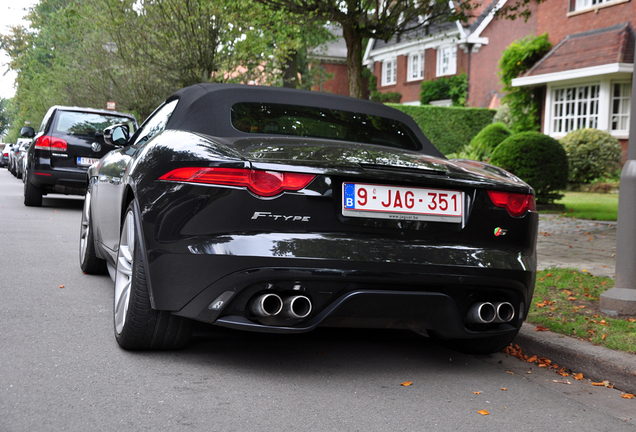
left=537, top=214, right=617, bottom=278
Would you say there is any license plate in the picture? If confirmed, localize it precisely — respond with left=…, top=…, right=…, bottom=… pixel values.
left=343, top=182, right=463, bottom=223
left=77, top=157, right=100, bottom=166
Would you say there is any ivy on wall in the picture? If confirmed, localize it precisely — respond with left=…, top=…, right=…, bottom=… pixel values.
left=498, top=34, right=552, bottom=132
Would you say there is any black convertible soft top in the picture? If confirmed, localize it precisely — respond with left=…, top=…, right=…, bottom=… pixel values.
left=164, top=83, right=444, bottom=158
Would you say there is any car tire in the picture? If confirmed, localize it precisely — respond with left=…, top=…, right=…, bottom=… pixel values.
left=430, top=329, right=520, bottom=355
left=114, top=201, right=192, bottom=350
left=23, top=171, right=43, bottom=207
left=79, top=188, right=107, bottom=274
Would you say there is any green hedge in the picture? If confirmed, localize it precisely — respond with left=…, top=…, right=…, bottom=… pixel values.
left=389, top=104, right=496, bottom=155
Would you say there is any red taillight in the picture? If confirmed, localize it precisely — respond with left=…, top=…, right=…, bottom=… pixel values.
left=158, top=167, right=316, bottom=197
left=34, top=135, right=67, bottom=152
left=487, top=190, right=535, bottom=217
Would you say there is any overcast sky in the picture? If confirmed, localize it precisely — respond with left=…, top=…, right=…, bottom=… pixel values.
left=0, top=0, right=37, bottom=99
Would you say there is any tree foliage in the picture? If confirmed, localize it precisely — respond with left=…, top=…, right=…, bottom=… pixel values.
left=256, top=0, right=473, bottom=98
left=0, top=0, right=332, bottom=138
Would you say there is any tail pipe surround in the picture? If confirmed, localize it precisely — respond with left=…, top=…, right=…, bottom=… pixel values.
left=249, top=293, right=312, bottom=320
left=466, top=301, right=515, bottom=324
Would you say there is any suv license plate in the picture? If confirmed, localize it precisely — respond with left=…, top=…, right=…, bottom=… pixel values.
left=77, top=157, right=100, bottom=166
left=342, top=182, right=463, bottom=223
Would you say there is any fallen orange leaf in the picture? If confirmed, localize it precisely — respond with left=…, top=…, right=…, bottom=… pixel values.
left=535, top=325, right=549, bottom=332
left=627, top=319, right=636, bottom=323
left=59, top=285, right=65, bottom=288
left=622, top=394, right=635, bottom=399
left=527, top=355, right=537, bottom=363
left=602, top=334, right=607, bottom=340
left=400, top=381, right=412, bottom=387
left=574, top=373, right=583, bottom=380
left=501, top=388, right=507, bottom=391
left=473, top=391, right=481, bottom=395
left=478, top=410, right=489, bottom=416
left=506, top=371, right=514, bottom=375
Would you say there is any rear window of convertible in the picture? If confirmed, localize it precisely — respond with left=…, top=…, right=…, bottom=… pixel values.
left=231, top=102, right=422, bottom=151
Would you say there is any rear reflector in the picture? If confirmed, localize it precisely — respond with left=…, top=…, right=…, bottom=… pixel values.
left=159, top=167, right=316, bottom=197
left=487, top=190, right=535, bottom=217
left=34, top=135, right=68, bottom=152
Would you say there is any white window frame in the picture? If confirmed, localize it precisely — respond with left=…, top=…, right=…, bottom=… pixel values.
left=544, top=77, right=630, bottom=139
left=436, top=45, right=457, bottom=77
left=610, top=81, right=631, bottom=133
left=407, top=51, right=425, bottom=81
left=573, top=0, right=620, bottom=12
left=551, top=84, right=600, bottom=134
left=381, top=58, right=397, bottom=86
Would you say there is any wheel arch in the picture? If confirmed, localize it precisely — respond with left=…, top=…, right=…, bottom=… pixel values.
left=122, top=187, right=158, bottom=309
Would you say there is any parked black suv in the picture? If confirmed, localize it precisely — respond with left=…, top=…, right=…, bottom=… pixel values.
left=20, top=106, right=137, bottom=206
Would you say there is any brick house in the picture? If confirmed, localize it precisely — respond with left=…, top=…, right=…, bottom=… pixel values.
left=308, top=27, right=350, bottom=96
left=512, top=1, right=634, bottom=159
left=362, top=0, right=537, bottom=107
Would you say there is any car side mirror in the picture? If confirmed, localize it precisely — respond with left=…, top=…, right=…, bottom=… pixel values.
left=20, top=126, right=35, bottom=138
left=104, top=124, right=129, bottom=147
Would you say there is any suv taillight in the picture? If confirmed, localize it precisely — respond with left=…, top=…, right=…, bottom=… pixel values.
left=34, top=135, right=68, bottom=152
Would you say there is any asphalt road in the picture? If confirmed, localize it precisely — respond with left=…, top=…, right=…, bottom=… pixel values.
left=1, top=169, right=634, bottom=432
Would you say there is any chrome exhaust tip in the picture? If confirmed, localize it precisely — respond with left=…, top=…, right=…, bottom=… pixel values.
left=282, top=295, right=312, bottom=319
left=466, top=302, right=496, bottom=324
left=494, top=302, right=515, bottom=323
left=250, top=293, right=283, bottom=317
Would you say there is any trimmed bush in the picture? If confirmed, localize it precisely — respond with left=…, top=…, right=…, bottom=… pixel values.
left=420, top=74, right=468, bottom=106
left=449, top=122, right=512, bottom=161
left=390, top=104, right=496, bottom=155
left=560, top=128, right=622, bottom=184
left=370, top=91, right=402, bottom=103
left=490, top=132, right=568, bottom=204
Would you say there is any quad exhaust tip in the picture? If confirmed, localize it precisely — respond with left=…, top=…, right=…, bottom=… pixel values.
left=250, top=293, right=284, bottom=317
left=466, top=301, right=515, bottom=324
left=283, top=295, right=312, bottom=319
left=250, top=293, right=312, bottom=319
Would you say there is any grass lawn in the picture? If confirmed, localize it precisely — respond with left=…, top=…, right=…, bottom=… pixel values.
left=528, top=268, right=636, bottom=354
left=543, top=192, right=618, bottom=221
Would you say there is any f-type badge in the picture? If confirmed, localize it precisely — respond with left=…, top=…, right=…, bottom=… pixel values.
left=252, top=211, right=310, bottom=222
left=91, top=142, right=102, bottom=152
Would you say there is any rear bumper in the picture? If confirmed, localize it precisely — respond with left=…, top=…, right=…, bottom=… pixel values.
left=29, top=168, right=87, bottom=195
left=145, top=236, right=535, bottom=339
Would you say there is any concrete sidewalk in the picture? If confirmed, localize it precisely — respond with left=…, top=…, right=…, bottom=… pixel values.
left=512, top=214, right=636, bottom=393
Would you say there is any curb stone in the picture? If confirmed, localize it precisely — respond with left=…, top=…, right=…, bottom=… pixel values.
left=514, top=322, right=636, bottom=394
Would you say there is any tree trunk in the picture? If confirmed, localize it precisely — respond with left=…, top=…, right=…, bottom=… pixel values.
left=282, top=50, right=299, bottom=88
left=341, top=23, right=364, bottom=99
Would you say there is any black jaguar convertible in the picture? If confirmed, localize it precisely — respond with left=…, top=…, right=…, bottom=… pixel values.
left=79, top=83, right=538, bottom=353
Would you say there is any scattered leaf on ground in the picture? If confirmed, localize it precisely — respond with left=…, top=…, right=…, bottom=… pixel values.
left=473, top=391, right=481, bottom=395
left=574, top=373, right=583, bottom=380
left=501, top=388, right=507, bottom=391
left=622, top=394, right=635, bottom=399
left=535, top=325, right=549, bottom=332
left=477, top=410, right=489, bottom=416
left=400, top=381, right=412, bottom=387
